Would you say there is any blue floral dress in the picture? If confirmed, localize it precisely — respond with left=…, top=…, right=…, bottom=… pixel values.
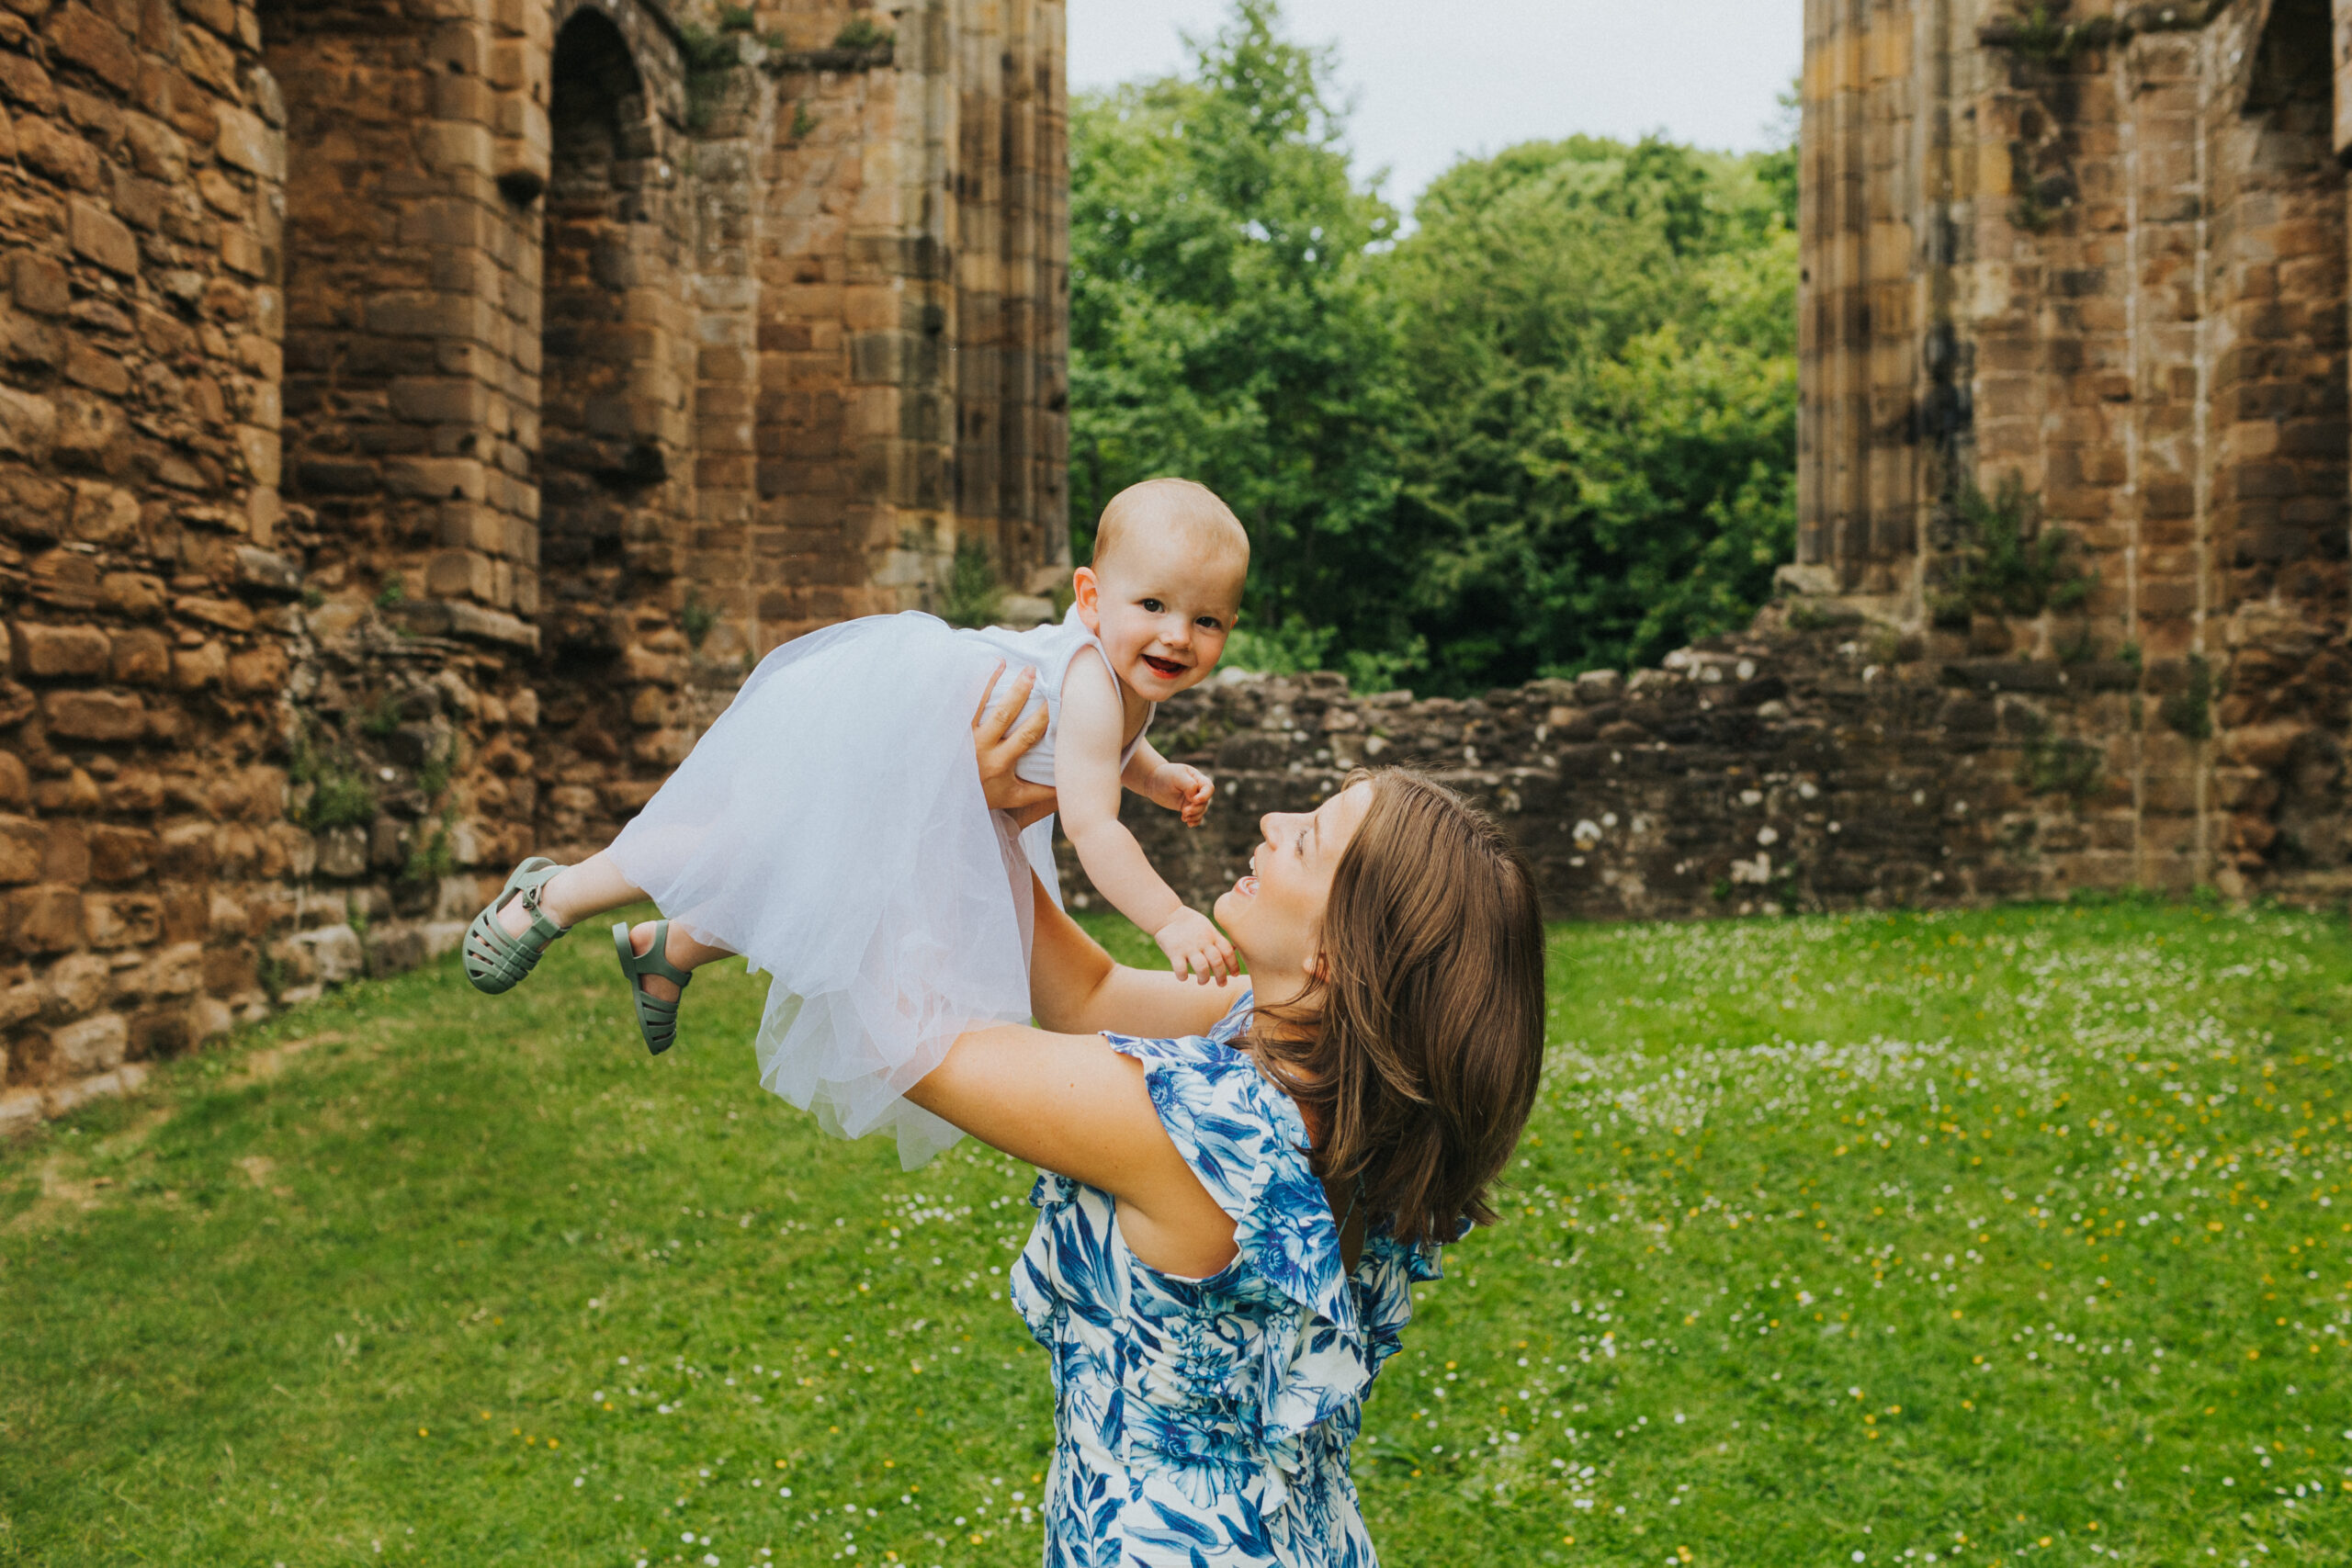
left=1012, top=995, right=1443, bottom=1566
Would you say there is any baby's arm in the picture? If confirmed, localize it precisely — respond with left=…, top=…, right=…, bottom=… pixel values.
left=1120, top=739, right=1216, bottom=828
left=1057, top=659, right=1236, bottom=983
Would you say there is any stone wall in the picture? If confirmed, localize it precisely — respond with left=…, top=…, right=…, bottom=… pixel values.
left=0, top=0, right=1069, bottom=1132
left=1085, top=599, right=2348, bottom=925
left=9, top=0, right=2352, bottom=1134
left=1794, top=0, right=2350, bottom=909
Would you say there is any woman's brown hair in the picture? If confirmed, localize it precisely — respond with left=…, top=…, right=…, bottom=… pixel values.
left=1248, top=769, right=1547, bottom=1248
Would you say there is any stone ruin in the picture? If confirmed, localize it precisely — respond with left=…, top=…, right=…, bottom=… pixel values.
left=1106, top=0, right=2351, bottom=927
left=1789, top=0, right=2350, bottom=903
left=0, top=0, right=1068, bottom=1130
left=7, top=0, right=2352, bottom=1130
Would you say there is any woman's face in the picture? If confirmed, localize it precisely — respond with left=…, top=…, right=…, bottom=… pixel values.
left=1213, top=779, right=1374, bottom=982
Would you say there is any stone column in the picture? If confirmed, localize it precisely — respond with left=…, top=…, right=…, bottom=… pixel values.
left=1797, top=0, right=1938, bottom=604
left=271, top=0, right=541, bottom=648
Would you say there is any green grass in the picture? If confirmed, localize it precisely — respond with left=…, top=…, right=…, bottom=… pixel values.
left=3, top=900, right=2349, bottom=1566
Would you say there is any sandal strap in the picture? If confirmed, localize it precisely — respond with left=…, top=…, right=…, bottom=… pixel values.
left=617, top=920, right=694, bottom=988
left=462, top=858, right=570, bottom=994
left=614, top=920, right=691, bottom=1055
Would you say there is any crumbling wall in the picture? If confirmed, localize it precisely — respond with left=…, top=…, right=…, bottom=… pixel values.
left=1086, top=601, right=2345, bottom=925
left=1, top=0, right=300, bottom=1122
left=1797, top=0, right=2350, bottom=908
left=1, top=0, right=1071, bottom=1132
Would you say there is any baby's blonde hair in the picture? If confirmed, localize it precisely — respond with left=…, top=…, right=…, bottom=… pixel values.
left=1091, top=478, right=1250, bottom=577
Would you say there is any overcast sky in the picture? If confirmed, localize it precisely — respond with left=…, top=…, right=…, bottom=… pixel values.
left=1069, top=0, right=1805, bottom=215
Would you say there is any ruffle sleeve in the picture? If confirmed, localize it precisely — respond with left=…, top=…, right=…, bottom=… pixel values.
left=1104, top=1000, right=1404, bottom=1483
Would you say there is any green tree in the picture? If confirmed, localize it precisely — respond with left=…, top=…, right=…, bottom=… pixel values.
left=1067, top=0, right=1410, bottom=680
left=1381, top=136, right=1799, bottom=688
left=1068, top=2, right=1800, bottom=695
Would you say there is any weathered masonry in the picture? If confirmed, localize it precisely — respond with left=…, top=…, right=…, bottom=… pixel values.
left=1790, top=0, right=2350, bottom=902
left=1092, top=0, right=2352, bottom=928
left=0, top=0, right=1067, bottom=1128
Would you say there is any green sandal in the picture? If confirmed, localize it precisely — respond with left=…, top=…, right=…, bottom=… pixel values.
left=462, top=858, right=569, bottom=995
left=614, top=920, right=693, bottom=1056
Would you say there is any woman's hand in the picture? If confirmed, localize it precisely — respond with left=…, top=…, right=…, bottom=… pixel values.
left=974, top=661, right=1057, bottom=828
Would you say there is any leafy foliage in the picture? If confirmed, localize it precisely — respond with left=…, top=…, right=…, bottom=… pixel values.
left=2161, top=652, right=2216, bottom=741
left=936, top=538, right=1005, bottom=629
left=1928, top=474, right=2094, bottom=624
left=831, top=15, right=893, bottom=51
left=1068, top=2, right=1799, bottom=694
left=288, top=727, right=378, bottom=831
left=1068, top=0, right=1403, bottom=663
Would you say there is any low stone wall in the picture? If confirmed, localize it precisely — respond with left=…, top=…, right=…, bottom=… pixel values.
left=1064, top=606, right=2351, bottom=925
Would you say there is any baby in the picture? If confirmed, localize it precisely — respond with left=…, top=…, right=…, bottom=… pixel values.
left=461, top=478, right=1247, bottom=1164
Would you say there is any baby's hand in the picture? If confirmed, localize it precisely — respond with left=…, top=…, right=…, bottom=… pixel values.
left=1153, top=908, right=1236, bottom=986
left=1164, top=764, right=1215, bottom=827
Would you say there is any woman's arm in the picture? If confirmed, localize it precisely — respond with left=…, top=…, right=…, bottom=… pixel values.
left=903, top=1024, right=1239, bottom=1279
left=1026, top=870, right=1245, bottom=1040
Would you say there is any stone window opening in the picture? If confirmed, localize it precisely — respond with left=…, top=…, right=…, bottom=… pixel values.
left=536, top=9, right=695, bottom=850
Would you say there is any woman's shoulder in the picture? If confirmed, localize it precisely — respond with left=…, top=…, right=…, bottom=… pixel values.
left=1105, top=996, right=1282, bottom=1120
left=1105, top=993, right=1306, bottom=1190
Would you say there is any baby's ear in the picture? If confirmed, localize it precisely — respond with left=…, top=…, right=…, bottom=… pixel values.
left=1072, top=567, right=1102, bottom=631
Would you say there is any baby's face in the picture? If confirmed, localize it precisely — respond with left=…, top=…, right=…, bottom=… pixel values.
left=1080, top=530, right=1247, bottom=704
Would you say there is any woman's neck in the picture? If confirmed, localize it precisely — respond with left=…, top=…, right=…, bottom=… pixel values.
left=1237, top=953, right=1315, bottom=1027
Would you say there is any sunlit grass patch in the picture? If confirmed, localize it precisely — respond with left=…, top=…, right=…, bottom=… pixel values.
left=1, top=899, right=2346, bottom=1566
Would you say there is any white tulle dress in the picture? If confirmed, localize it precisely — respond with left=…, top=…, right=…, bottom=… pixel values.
left=606, top=607, right=1151, bottom=1168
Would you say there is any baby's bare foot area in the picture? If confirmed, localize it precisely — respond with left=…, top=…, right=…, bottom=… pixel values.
left=495, top=896, right=537, bottom=941
left=628, top=922, right=684, bottom=1003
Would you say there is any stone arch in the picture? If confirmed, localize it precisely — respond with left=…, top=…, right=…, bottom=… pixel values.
left=2242, top=0, right=2332, bottom=118
left=533, top=6, right=699, bottom=854
left=551, top=0, right=692, bottom=132
left=258, top=0, right=442, bottom=587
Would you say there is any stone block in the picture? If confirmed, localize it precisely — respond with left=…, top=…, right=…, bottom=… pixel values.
left=101, top=572, right=165, bottom=618
left=212, top=100, right=283, bottom=181
left=2222, top=721, right=2308, bottom=771
left=317, top=827, right=368, bottom=881
left=83, top=891, right=159, bottom=949
left=425, top=548, right=494, bottom=600
left=42, top=688, right=144, bottom=740
left=40, top=819, right=87, bottom=886
left=0, top=1089, right=42, bottom=1137
left=9, top=621, right=111, bottom=678
left=224, top=643, right=286, bottom=695
left=0, top=815, right=42, bottom=885
left=67, top=196, right=140, bottom=276
left=6, top=885, right=85, bottom=953
left=51, top=390, right=126, bottom=468
left=85, top=824, right=152, bottom=883
left=41, top=951, right=108, bottom=1020
left=17, top=116, right=103, bottom=189
left=0, top=387, right=57, bottom=461
left=51, top=6, right=139, bottom=92
left=170, top=640, right=224, bottom=690
left=64, top=337, right=132, bottom=400
left=285, top=924, right=364, bottom=986
left=69, top=480, right=139, bottom=543
left=174, top=595, right=252, bottom=632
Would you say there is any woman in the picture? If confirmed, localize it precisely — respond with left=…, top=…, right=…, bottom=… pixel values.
left=904, top=669, right=1548, bottom=1566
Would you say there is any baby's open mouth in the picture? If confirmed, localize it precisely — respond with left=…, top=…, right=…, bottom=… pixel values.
left=1141, top=655, right=1187, bottom=678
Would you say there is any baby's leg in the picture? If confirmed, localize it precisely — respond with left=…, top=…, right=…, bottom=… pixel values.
left=495, top=851, right=644, bottom=939
left=620, top=919, right=731, bottom=1003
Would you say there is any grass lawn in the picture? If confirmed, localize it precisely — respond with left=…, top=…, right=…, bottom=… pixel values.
left=3, top=898, right=2349, bottom=1567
